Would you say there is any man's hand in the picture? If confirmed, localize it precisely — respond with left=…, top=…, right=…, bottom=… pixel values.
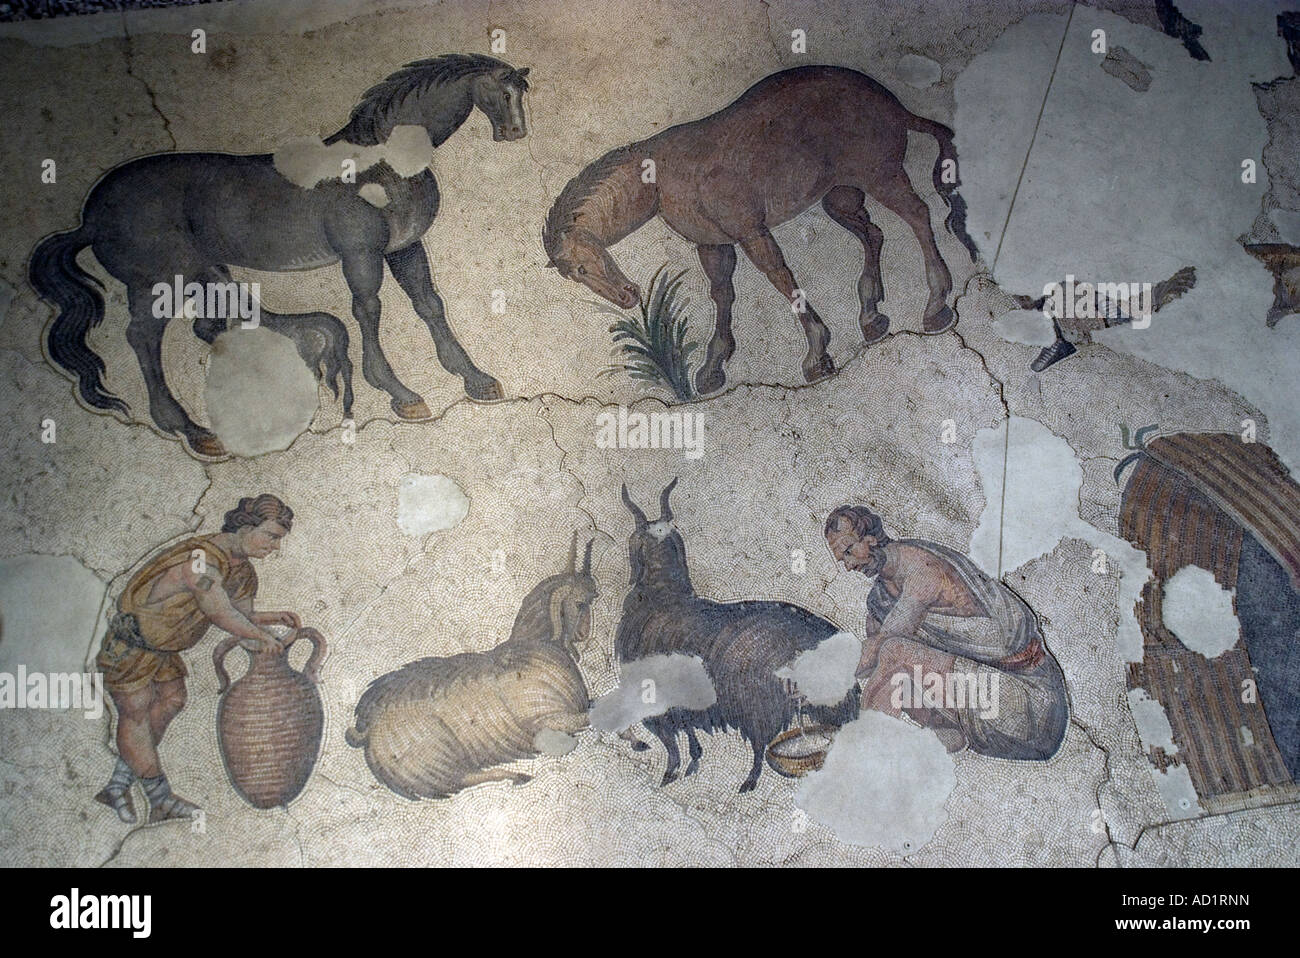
left=239, top=632, right=284, bottom=654
left=253, top=610, right=300, bottom=630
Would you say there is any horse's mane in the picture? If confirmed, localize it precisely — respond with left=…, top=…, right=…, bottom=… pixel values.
left=542, top=146, right=638, bottom=261
left=329, top=54, right=529, bottom=146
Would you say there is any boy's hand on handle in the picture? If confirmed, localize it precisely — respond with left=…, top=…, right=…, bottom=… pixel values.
left=255, top=610, right=300, bottom=629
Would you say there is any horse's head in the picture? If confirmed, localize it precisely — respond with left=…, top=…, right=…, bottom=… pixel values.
left=470, top=65, right=530, bottom=142
left=544, top=228, right=641, bottom=309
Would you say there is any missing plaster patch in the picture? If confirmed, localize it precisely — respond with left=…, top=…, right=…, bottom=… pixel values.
left=395, top=473, right=469, bottom=536
left=534, top=727, right=578, bottom=756
left=273, top=124, right=433, bottom=188
left=970, top=416, right=1151, bottom=660
left=795, top=711, right=954, bottom=853
left=590, top=654, right=716, bottom=732
left=1161, top=565, right=1239, bottom=658
left=1151, top=764, right=1204, bottom=819
left=896, top=53, right=941, bottom=88
left=359, top=183, right=390, bottom=207
left=993, top=308, right=1057, bottom=347
left=0, top=555, right=107, bottom=674
left=204, top=327, right=320, bottom=457
left=1127, top=688, right=1177, bottom=753
left=775, top=632, right=861, bottom=706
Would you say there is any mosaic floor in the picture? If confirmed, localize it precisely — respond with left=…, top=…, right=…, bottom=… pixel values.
left=1, top=0, right=1299, bottom=867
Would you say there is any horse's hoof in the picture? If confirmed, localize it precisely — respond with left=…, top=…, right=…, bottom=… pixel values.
left=738, top=778, right=758, bottom=793
left=1031, top=338, right=1078, bottom=372
left=631, top=741, right=650, bottom=752
left=694, top=367, right=726, bottom=396
left=465, top=378, right=504, bottom=402
left=922, top=304, right=957, bottom=334
left=802, top=354, right=836, bottom=384
left=392, top=399, right=432, bottom=421
left=861, top=313, right=891, bottom=345
left=186, top=432, right=228, bottom=459
left=661, top=770, right=680, bottom=786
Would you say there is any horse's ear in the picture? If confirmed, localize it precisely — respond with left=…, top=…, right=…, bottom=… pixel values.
left=517, top=67, right=529, bottom=78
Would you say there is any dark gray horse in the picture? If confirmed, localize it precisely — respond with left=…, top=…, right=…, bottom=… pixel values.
left=29, top=54, right=529, bottom=457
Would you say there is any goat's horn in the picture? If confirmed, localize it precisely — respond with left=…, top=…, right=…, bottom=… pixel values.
left=621, top=484, right=647, bottom=527
left=567, top=528, right=580, bottom=573
left=582, top=537, right=594, bottom=575
left=659, top=477, right=679, bottom=522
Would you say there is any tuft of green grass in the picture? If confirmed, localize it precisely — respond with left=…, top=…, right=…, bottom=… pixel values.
left=594, top=263, right=699, bottom=402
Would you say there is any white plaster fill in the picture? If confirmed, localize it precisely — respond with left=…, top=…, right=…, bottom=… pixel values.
left=205, top=327, right=320, bottom=457
left=1127, top=688, right=1177, bottom=752
left=1152, top=764, right=1204, bottom=820
left=534, top=727, right=579, bottom=756
left=796, top=711, right=954, bottom=853
left=590, top=654, right=716, bottom=732
left=970, top=416, right=1151, bottom=660
left=896, top=53, right=941, bottom=89
left=0, top=555, right=108, bottom=674
left=273, top=124, right=433, bottom=188
left=359, top=183, right=390, bottom=207
left=1161, top=565, right=1239, bottom=658
left=395, top=473, right=469, bottom=536
left=957, top=5, right=1300, bottom=471
left=992, top=307, right=1057, bottom=346
left=775, top=631, right=861, bottom=706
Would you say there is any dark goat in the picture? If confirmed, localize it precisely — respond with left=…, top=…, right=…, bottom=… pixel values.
left=616, top=480, right=860, bottom=791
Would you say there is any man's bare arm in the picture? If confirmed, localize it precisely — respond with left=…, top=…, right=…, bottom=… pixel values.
left=183, top=566, right=279, bottom=650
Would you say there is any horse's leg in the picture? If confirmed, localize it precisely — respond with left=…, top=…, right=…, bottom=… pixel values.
left=186, top=266, right=231, bottom=345
left=124, top=284, right=226, bottom=458
left=739, top=737, right=766, bottom=793
left=737, top=229, right=835, bottom=383
left=643, top=714, right=682, bottom=785
left=385, top=243, right=503, bottom=402
left=683, top=725, right=704, bottom=777
left=871, top=170, right=956, bottom=334
left=337, top=249, right=429, bottom=419
left=192, top=265, right=355, bottom=415
left=822, top=186, right=890, bottom=345
left=694, top=243, right=737, bottom=395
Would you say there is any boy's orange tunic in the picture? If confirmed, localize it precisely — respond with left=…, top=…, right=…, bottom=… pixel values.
left=97, top=535, right=257, bottom=694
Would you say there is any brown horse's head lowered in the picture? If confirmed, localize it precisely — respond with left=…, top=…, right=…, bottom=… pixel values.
left=541, top=66, right=979, bottom=397
left=543, top=146, right=659, bottom=309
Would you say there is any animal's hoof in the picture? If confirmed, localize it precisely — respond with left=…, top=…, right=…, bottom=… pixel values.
left=683, top=759, right=699, bottom=777
left=1030, top=338, right=1078, bottom=372
left=861, top=313, right=891, bottom=345
left=512, top=773, right=533, bottom=787
left=186, top=431, right=228, bottom=459
left=802, top=354, right=836, bottom=384
left=392, top=398, right=432, bottom=421
left=660, top=770, right=679, bottom=786
left=466, top=377, right=504, bottom=402
left=694, top=366, right=726, bottom=395
left=738, top=779, right=758, bottom=793
left=631, top=741, right=650, bottom=752
left=922, top=304, right=957, bottom=334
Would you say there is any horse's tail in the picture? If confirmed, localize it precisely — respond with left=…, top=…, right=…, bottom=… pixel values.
left=910, top=115, right=980, bottom=263
left=28, top=224, right=129, bottom=415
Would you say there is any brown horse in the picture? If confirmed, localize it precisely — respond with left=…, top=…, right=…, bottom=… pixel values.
left=544, top=65, right=978, bottom=395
